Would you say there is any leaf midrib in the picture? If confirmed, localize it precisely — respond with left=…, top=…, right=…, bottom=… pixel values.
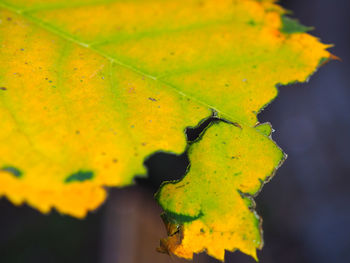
left=0, top=1, right=237, bottom=121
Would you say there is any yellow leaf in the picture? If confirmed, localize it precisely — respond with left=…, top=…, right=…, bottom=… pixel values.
left=156, top=121, right=285, bottom=260
left=0, top=0, right=329, bottom=249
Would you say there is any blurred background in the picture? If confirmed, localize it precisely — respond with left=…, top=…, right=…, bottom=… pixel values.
left=1, top=0, right=349, bottom=262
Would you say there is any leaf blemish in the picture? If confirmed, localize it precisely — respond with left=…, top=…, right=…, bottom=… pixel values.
left=1, top=166, right=23, bottom=178
left=148, top=97, right=157, bottom=102
left=0, top=87, right=7, bottom=91
left=65, top=170, right=94, bottom=183
left=247, top=19, right=256, bottom=26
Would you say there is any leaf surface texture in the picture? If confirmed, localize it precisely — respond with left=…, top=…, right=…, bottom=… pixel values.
left=0, top=0, right=330, bottom=259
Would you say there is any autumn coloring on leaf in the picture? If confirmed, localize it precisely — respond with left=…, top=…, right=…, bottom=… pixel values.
left=0, top=0, right=331, bottom=261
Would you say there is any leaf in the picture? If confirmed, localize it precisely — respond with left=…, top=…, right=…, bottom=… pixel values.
left=156, top=121, right=284, bottom=260
left=0, top=0, right=329, bottom=249
left=281, top=15, right=313, bottom=34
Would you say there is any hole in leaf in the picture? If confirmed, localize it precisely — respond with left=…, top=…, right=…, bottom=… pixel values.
left=136, top=116, right=219, bottom=191
left=186, top=116, right=217, bottom=142
left=135, top=152, right=189, bottom=192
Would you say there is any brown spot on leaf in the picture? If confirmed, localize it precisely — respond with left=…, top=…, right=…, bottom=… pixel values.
left=157, top=219, right=183, bottom=255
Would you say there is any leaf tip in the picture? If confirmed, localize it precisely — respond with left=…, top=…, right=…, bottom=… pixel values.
left=280, top=15, right=313, bottom=34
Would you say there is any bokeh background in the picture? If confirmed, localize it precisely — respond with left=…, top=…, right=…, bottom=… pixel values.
left=1, top=0, right=349, bottom=262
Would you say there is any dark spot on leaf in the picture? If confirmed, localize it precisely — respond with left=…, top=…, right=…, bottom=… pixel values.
left=65, top=170, right=94, bottom=183
left=0, top=87, right=7, bottom=91
left=7, top=17, right=12, bottom=21
left=75, top=130, right=80, bottom=135
left=20, top=48, right=24, bottom=51
left=200, top=228, right=205, bottom=233
left=234, top=172, right=242, bottom=176
left=112, top=159, right=118, bottom=163
left=148, top=97, right=157, bottom=102
left=162, top=210, right=204, bottom=224
left=1, top=166, right=22, bottom=178
left=247, top=19, right=256, bottom=26
left=198, top=1, right=204, bottom=7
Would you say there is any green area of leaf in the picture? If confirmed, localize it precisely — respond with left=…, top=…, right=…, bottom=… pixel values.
left=281, top=15, right=313, bottom=34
